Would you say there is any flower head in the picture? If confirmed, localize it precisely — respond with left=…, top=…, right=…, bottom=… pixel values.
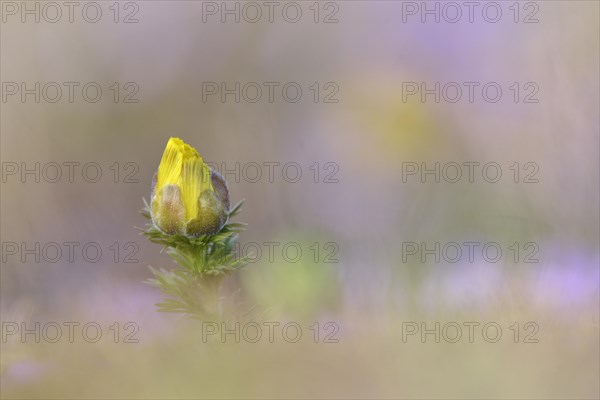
left=151, top=137, right=229, bottom=237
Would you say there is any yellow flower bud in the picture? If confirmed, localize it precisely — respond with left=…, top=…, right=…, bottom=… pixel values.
left=151, top=137, right=229, bottom=237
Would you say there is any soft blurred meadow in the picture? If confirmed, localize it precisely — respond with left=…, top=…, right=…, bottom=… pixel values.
left=1, top=1, right=599, bottom=399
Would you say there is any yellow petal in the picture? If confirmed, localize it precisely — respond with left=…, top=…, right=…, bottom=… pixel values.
left=180, top=156, right=213, bottom=220
left=156, top=137, right=186, bottom=190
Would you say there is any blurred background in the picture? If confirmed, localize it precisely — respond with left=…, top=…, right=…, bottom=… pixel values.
left=1, top=1, right=599, bottom=398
